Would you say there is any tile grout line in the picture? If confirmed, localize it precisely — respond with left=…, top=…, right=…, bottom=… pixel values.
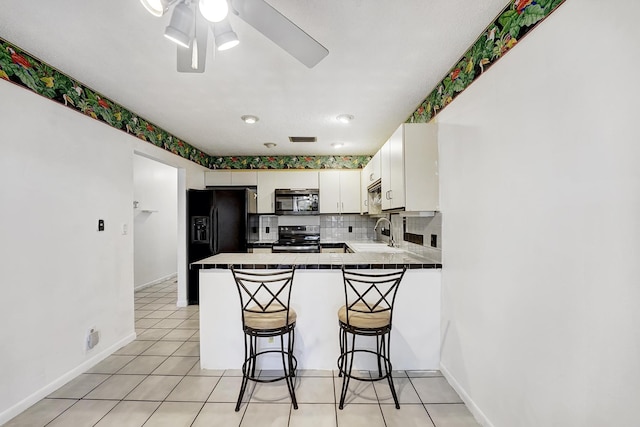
left=407, top=375, right=438, bottom=426
left=332, top=371, right=339, bottom=427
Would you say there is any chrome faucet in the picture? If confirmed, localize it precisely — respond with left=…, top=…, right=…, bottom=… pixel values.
left=374, top=217, right=395, bottom=247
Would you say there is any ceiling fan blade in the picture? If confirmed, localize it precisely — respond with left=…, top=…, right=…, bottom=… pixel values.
left=177, top=8, right=208, bottom=73
left=231, top=0, right=328, bottom=68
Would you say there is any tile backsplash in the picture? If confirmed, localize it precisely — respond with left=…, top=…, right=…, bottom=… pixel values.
left=385, top=212, right=442, bottom=262
left=251, top=214, right=377, bottom=242
left=257, top=215, right=279, bottom=242
left=251, top=212, right=442, bottom=263
left=320, top=214, right=377, bottom=241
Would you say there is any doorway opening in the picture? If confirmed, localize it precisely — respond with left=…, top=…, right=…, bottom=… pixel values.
left=133, top=153, right=182, bottom=304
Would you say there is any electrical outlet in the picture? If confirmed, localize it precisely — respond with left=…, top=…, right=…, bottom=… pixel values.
left=348, top=226, right=353, bottom=233
left=431, top=234, right=438, bottom=248
left=87, top=328, right=100, bottom=350
left=98, top=219, right=104, bottom=231
left=266, top=226, right=270, bottom=234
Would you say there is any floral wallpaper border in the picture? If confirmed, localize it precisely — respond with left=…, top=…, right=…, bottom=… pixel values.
left=408, top=0, right=565, bottom=124
left=0, top=36, right=369, bottom=170
left=1, top=0, right=564, bottom=169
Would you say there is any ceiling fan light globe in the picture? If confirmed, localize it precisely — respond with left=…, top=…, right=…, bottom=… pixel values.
left=199, top=0, right=229, bottom=23
left=218, top=39, right=239, bottom=51
left=140, top=0, right=166, bottom=16
left=164, top=28, right=191, bottom=48
left=164, top=2, right=193, bottom=48
left=213, top=19, right=239, bottom=51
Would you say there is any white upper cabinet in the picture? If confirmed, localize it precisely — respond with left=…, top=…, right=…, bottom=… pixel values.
left=360, top=173, right=368, bottom=214
left=381, top=125, right=405, bottom=210
left=378, top=123, right=439, bottom=212
left=204, top=170, right=231, bottom=186
left=256, top=171, right=319, bottom=213
left=404, top=123, right=438, bottom=212
left=339, top=170, right=362, bottom=213
left=362, top=151, right=381, bottom=185
left=360, top=152, right=381, bottom=214
left=204, top=170, right=258, bottom=186
left=231, top=171, right=258, bottom=186
left=319, top=170, right=361, bottom=214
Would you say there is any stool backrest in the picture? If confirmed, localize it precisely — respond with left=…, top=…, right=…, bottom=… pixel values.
left=231, top=268, right=296, bottom=329
left=341, top=267, right=406, bottom=326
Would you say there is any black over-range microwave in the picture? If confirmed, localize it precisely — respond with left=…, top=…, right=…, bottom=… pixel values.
left=275, top=189, right=319, bottom=215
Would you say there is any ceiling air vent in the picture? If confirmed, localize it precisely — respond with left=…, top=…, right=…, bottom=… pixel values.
left=289, top=136, right=317, bottom=143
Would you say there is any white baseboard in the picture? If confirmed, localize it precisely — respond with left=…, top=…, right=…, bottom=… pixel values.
left=176, top=299, right=188, bottom=307
left=440, top=362, right=495, bottom=427
left=135, top=272, right=177, bottom=291
left=0, top=332, right=136, bottom=426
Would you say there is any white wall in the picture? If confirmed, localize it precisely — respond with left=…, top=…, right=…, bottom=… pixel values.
left=0, top=80, right=207, bottom=424
left=437, top=1, right=640, bottom=426
left=133, top=154, right=178, bottom=288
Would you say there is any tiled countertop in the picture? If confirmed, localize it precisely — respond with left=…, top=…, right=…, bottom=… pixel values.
left=192, top=250, right=441, bottom=270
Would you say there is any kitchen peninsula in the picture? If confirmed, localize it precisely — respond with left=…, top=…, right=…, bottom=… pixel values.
left=194, top=248, right=442, bottom=371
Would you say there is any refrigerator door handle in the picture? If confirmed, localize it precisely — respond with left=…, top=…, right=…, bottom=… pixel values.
left=213, top=208, right=219, bottom=254
left=209, top=206, right=216, bottom=254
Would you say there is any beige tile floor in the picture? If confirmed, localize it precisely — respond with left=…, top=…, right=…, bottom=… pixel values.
left=4, top=279, right=480, bottom=427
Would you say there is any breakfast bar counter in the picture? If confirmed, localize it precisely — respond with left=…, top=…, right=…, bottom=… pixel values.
left=195, top=250, right=441, bottom=371
left=192, top=249, right=442, bottom=270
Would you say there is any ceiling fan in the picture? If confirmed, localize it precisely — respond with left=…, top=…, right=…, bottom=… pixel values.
left=140, top=0, right=329, bottom=72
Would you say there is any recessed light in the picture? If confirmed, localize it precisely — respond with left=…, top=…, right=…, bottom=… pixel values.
left=331, top=142, right=344, bottom=148
left=336, top=114, right=354, bottom=124
left=241, top=115, right=259, bottom=124
left=264, top=142, right=277, bottom=148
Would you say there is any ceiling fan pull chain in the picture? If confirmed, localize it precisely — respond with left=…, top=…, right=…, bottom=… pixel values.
left=191, top=3, right=199, bottom=70
left=191, top=38, right=199, bottom=69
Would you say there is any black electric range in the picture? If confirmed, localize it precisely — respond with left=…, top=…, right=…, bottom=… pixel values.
left=271, top=225, right=320, bottom=253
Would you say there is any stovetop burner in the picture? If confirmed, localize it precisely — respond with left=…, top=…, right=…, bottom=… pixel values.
left=272, top=225, right=320, bottom=253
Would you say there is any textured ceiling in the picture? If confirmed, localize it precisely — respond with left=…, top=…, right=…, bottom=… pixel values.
left=0, top=0, right=509, bottom=156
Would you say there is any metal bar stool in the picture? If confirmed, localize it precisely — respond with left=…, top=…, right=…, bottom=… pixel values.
left=231, top=267, right=298, bottom=411
left=337, top=267, right=406, bottom=409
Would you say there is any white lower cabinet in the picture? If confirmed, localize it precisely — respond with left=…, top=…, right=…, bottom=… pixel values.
left=319, top=170, right=360, bottom=214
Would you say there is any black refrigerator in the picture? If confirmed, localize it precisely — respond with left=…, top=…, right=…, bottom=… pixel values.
left=187, top=188, right=254, bottom=304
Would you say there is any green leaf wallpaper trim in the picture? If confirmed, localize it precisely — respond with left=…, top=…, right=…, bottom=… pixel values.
left=0, top=37, right=368, bottom=170
left=2, top=0, right=563, bottom=168
left=209, top=155, right=371, bottom=170
left=407, top=0, right=566, bottom=124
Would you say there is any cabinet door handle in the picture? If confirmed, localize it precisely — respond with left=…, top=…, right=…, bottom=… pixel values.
left=341, top=202, right=344, bottom=211
left=369, top=173, right=374, bottom=181
left=388, top=190, right=393, bottom=200
left=364, top=200, right=368, bottom=206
